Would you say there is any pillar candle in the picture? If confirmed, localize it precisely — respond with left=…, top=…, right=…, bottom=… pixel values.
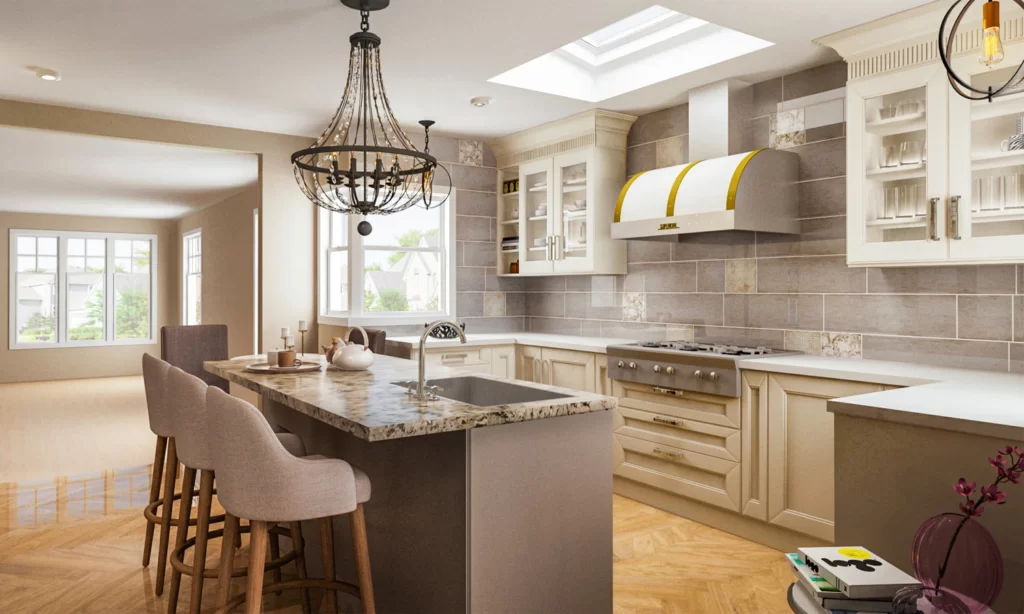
left=281, top=327, right=290, bottom=338
left=298, top=320, right=307, bottom=331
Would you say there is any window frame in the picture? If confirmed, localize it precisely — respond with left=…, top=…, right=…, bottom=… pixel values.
left=318, top=194, right=457, bottom=327
left=182, top=228, right=202, bottom=326
left=8, top=229, right=159, bottom=350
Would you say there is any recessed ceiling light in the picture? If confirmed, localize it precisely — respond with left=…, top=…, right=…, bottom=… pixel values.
left=470, top=96, right=493, bottom=108
left=34, top=67, right=61, bottom=82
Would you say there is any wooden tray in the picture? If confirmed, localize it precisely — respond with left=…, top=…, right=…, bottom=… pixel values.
left=245, top=361, right=323, bottom=374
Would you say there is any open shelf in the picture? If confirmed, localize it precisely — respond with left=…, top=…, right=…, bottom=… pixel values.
left=501, top=219, right=519, bottom=225
left=972, top=91, right=1024, bottom=121
left=503, top=191, right=520, bottom=198
left=865, top=112, right=926, bottom=136
left=972, top=149, right=1024, bottom=171
left=527, top=215, right=547, bottom=221
left=528, top=246, right=546, bottom=252
left=866, top=163, right=927, bottom=181
left=972, top=208, right=1024, bottom=223
left=562, top=185, right=587, bottom=194
left=866, top=216, right=927, bottom=229
left=563, top=211, right=586, bottom=219
left=528, top=185, right=547, bottom=193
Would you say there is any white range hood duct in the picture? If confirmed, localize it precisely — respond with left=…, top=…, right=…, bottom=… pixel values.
left=612, top=80, right=800, bottom=239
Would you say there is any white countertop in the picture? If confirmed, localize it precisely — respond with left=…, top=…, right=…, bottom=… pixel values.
left=385, top=333, right=636, bottom=354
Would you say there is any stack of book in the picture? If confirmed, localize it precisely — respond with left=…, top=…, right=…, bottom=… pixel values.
left=787, top=547, right=920, bottom=614
left=501, top=236, right=519, bottom=252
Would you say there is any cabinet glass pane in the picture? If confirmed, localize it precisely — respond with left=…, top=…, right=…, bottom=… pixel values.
left=862, top=86, right=928, bottom=244
left=523, top=168, right=550, bottom=265
left=559, top=160, right=588, bottom=262
left=966, top=66, right=1024, bottom=240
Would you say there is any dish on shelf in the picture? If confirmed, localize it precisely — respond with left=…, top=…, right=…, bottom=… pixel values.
left=564, top=177, right=587, bottom=185
left=533, top=237, right=547, bottom=247
left=532, top=182, right=547, bottom=189
left=565, top=200, right=587, bottom=212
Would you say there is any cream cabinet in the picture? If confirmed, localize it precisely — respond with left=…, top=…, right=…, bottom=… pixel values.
left=824, top=7, right=1024, bottom=266
left=418, top=345, right=516, bottom=379
left=515, top=345, right=596, bottom=392
left=594, top=354, right=612, bottom=396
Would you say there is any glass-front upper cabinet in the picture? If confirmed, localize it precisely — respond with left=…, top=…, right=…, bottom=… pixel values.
left=847, top=63, right=949, bottom=265
left=553, top=150, right=592, bottom=273
left=518, top=158, right=554, bottom=275
left=948, top=43, right=1024, bottom=263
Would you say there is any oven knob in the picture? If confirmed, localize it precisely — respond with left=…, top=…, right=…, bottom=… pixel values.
left=665, top=366, right=676, bottom=375
left=617, top=361, right=624, bottom=368
left=709, top=371, right=719, bottom=381
left=628, top=362, right=637, bottom=370
left=653, top=365, right=662, bottom=373
left=693, top=369, right=704, bottom=379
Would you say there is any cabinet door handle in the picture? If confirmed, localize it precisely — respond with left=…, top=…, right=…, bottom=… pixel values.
left=949, top=195, right=962, bottom=240
left=652, top=416, right=680, bottom=426
left=652, top=385, right=683, bottom=396
left=440, top=353, right=469, bottom=362
left=927, top=197, right=941, bottom=241
left=652, top=447, right=682, bottom=460
left=546, top=236, right=552, bottom=260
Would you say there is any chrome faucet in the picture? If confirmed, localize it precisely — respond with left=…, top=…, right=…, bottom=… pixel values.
left=415, top=320, right=466, bottom=400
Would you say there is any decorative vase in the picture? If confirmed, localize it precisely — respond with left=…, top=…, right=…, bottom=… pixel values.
left=892, top=513, right=1002, bottom=614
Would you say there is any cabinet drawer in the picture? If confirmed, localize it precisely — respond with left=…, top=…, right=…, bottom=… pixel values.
left=613, top=380, right=740, bottom=428
left=614, top=407, right=739, bottom=461
left=424, top=347, right=491, bottom=368
left=614, top=433, right=740, bottom=512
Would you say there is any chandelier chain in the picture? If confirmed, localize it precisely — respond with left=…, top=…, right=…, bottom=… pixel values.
left=360, top=10, right=369, bottom=32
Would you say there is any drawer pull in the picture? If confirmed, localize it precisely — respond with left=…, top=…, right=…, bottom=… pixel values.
left=651, top=416, right=680, bottom=426
left=652, top=386, right=683, bottom=396
left=652, top=447, right=682, bottom=460
left=441, top=353, right=469, bottom=362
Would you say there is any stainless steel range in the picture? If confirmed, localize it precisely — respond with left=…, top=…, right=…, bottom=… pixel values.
left=606, top=341, right=800, bottom=397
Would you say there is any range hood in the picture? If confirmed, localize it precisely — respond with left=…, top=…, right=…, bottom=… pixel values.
left=611, top=81, right=800, bottom=240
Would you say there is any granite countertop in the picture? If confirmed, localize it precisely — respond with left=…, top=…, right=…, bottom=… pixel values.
left=385, top=333, right=637, bottom=354
left=205, top=354, right=616, bottom=442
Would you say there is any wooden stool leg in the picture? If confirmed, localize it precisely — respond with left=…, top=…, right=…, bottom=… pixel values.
left=350, top=504, right=376, bottom=614
left=188, top=470, right=215, bottom=614
left=246, top=520, right=269, bottom=614
left=167, top=465, right=196, bottom=614
left=320, top=518, right=337, bottom=613
left=269, top=527, right=282, bottom=595
left=143, top=436, right=167, bottom=567
left=289, top=522, right=312, bottom=614
left=215, top=514, right=240, bottom=609
left=155, top=437, right=179, bottom=596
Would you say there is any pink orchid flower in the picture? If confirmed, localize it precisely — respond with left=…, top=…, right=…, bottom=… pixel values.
left=959, top=500, right=984, bottom=517
left=954, top=478, right=976, bottom=497
left=982, top=485, right=1007, bottom=504
left=999, top=445, right=1015, bottom=456
left=989, top=455, right=1007, bottom=470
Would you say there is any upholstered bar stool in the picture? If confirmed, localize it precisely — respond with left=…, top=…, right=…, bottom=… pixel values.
left=206, top=387, right=376, bottom=614
left=165, top=366, right=310, bottom=614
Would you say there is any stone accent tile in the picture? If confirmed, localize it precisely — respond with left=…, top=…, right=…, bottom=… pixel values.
left=483, top=291, right=505, bottom=317
left=656, top=135, right=688, bottom=168
left=457, top=292, right=483, bottom=317
left=823, top=295, right=957, bottom=338
left=646, top=293, right=723, bottom=326
left=799, top=177, right=846, bottom=218
left=456, top=190, right=497, bottom=217
left=757, top=256, right=866, bottom=294
left=806, top=123, right=844, bottom=144
left=725, top=259, right=756, bottom=293
left=673, top=231, right=755, bottom=261
left=525, top=292, right=565, bottom=318
left=755, top=216, right=846, bottom=258
left=452, top=164, right=497, bottom=192
left=867, top=266, right=1017, bottom=295
left=409, top=133, right=459, bottom=165
left=783, top=61, right=847, bottom=101
left=1017, top=297, right=1024, bottom=342
left=567, top=275, right=627, bottom=293
left=601, top=321, right=669, bottom=342
left=752, top=78, right=783, bottom=118
left=462, top=316, right=524, bottom=334
left=725, top=294, right=823, bottom=331
left=528, top=317, right=582, bottom=335
left=563, top=292, right=625, bottom=321
left=792, top=138, right=846, bottom=181
left=455, top=241, right=464, bottom=266
left=863, top=336, right=1009, bottom=372
left=622, top=292, right=646, bottom=322
left=692, top=326, right=785, bottom=348
left=456, top=266, right=484, bottom=291
left=750, top=116, right=769, bottom=150
left=525, top=277, right=566, bottom=292
left=629, top=262, right=697, bottom=293
left=769, top=109, right=806, bottom=149
left=463, top=241, right=496, bottom=267
left=784, top=330, right=824, bottom=355
left=505, top=292, right=527, bottom=316
left=956, top=295, right=1012, bottom=341
left=485, top=267, right=525, bottom=291
left=459, top=140, right=483, bottom=166
left=456, top=215, right=492, bottom=241
left=628, top=103, right=688, bottom=146
left=822, top=333, right=862, bottom=358
left=1011, top=343, right=1024, bottom=373
left=665, top=325, right=695, bottom=342
left=627, top=240, right=672, bottom=263
left=627, top=143, right=657, bottom=177
left=697, top=260, right=725, bottom=293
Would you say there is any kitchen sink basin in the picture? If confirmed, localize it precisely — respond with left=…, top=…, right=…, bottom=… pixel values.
left=394, top=376, right=572, bottom=407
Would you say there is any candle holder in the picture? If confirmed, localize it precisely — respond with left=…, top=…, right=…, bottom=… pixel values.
left=298, top=325, right=308, bottom=356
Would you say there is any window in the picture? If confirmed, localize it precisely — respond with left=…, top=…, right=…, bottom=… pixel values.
left=319, top=196, right=455, bottom=325
left=9, top=230, right=157, bottom=349
left=182, top=229, right=202, bottom=325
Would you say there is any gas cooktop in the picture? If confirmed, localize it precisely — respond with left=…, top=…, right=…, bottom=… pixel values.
left=633, top=341, right=784, bottom=356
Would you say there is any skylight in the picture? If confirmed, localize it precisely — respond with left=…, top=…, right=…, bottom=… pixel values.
left=580, top=5, right=679, bottom=49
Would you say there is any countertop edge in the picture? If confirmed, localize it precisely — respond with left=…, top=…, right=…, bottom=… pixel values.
left=827, top=397, right=1024, bottom=441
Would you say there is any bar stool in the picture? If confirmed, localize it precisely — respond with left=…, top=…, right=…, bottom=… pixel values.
left=206, top=387, right=376, bottom=614
left=164, top=366, right=310, bottom=614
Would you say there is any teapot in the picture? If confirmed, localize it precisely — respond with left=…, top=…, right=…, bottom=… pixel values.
left=331, top=326, right=374, bottom=371
left=322, top=338, right=342, bottom=364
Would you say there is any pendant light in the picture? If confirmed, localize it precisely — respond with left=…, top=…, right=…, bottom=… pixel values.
left=939, top=0, right=1024, bottom=101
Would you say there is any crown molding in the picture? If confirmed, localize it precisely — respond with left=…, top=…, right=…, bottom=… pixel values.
left=489, top=109, right=637, bottom=169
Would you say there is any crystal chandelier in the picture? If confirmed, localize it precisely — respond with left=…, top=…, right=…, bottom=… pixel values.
left=292, top=0, right=451, bottom=236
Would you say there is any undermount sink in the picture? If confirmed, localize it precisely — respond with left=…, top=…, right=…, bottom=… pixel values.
left=394, top=376, right=572, bottom=407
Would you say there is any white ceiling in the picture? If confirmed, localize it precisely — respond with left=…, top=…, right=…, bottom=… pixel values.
left=0, top=127, right=258, bottom=219
left=0, top=0, right=935, bottom=140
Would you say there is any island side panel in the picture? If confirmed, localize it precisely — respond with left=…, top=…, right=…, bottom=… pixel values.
left=468, top=411, right=613, bottom=614
left=834, top=413, right=1024, bottom=614
left=263, top=396, right=469, bottom=614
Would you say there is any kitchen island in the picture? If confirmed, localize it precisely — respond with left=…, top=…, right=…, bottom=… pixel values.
left=205, top=354, right=616, bottom=614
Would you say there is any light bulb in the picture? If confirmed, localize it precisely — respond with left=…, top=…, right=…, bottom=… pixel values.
left=981, top=1, right=1005, bottom=67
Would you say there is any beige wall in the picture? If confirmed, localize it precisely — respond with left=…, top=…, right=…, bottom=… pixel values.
left=178, top=186, right=258, bottom=359
left=0, top=99, right=314, bottom=354
left=0, top=212, right=177, bottom=383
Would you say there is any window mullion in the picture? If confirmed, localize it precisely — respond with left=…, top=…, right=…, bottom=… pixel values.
left=106, top=237, right=115, bottom=343
left=57, top=235, right=67, bottom=345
